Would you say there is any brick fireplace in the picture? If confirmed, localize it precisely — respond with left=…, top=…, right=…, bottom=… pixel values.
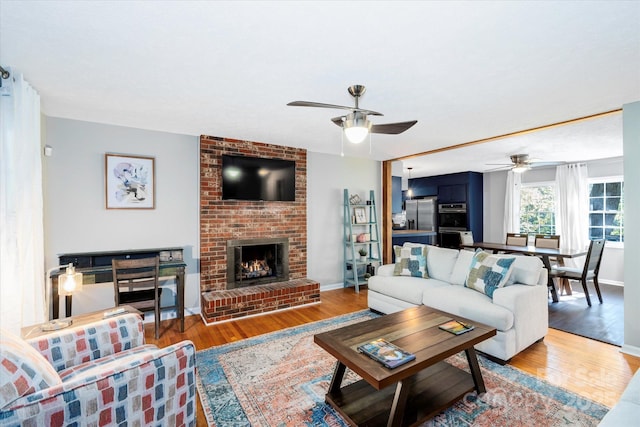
left=226, top=237, right=289, bottom=289
left=199, top=136, right=319, bottom=323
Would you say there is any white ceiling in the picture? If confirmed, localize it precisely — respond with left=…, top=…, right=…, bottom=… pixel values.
left=1, top=1, right=637, bottom=176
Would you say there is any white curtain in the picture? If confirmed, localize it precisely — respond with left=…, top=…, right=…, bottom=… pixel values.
left=0, top=70, right=45, bottom=333
left=555, top=163, right=590, bottom=257
left=503, top=170, right=522, bottom=238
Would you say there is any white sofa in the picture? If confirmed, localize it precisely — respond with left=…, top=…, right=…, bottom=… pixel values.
left=367, top=244, right=548, bottom=363
left=599, top=368, right=640, bottom=426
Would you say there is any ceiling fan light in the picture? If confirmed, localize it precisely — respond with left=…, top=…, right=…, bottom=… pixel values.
left=512, top=164, right=530, bottom=173
left=344, top=126, right=369, bottom=144
left=343, top=113, right=371, bottom=144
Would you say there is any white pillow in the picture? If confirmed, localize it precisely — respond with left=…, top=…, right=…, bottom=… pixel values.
left=450, top=249, right=475, bottom=286
left=492, top=254, right=543, bottom=286
left=425, top=245, right=460, bottom=282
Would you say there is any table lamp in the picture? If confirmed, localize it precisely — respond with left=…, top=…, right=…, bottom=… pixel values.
left=43, top=263, right=83, bottom=331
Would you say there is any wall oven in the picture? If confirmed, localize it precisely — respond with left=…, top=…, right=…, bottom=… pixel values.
left=438, top=203, right=468, bottom=248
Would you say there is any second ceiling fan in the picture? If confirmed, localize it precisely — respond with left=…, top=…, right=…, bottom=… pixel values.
left=287, top=85, right=417, bottom=144
left=486, top=154, right=564, bottom=173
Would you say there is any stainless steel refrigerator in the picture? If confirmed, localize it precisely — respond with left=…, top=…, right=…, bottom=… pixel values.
left=405, top=197, right=437, bottom=230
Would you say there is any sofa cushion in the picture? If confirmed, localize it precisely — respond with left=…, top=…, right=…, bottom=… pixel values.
left=393, top=245, right=428, bottom=278
left=450, top=249, right=475, bottom=286
left=425, top=245, right=460, bottom=282
left=423, top=286, right=515, bottom=331
left=368, top=275, right=450, bottom=305
left=502, top=254, right=544, bottom=286
left=466, top=250, right=515, bottom=298
left=0, top=328, right=62, bottom=409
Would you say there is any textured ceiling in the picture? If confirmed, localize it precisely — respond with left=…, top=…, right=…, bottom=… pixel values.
left=0, top=1, right=637, bottom=176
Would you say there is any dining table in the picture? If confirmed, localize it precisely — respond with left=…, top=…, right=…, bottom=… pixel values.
left=461, top=242, right=588, bottom=303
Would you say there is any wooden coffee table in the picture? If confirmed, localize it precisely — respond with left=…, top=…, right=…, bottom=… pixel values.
left=314, top=305, right=496, bottom=427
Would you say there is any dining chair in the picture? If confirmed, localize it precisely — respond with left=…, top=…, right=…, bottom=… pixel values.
left=535, top=234, right=562, bottom=268
left=112, top=256, right=162, bottom=338
left=506, top=233, right=528, bottom=246
left=534, top=234, right=560, bottom=249
left=549, top=239, right=605, bottom=307
left=459, top=231, right=474, bottom=247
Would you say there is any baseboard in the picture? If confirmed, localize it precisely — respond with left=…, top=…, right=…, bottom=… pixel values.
left=599, top=279, right=624, bottom=287
left=620, top=344, right=640, bottom=358
left=321, top=282, right=345, bottom=291
left=141, top=305, right=201, bottom=323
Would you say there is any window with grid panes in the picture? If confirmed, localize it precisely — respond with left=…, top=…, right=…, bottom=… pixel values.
left=589, top=179, right=624, bottom=242
left=519, top=183, right=556, bottom=235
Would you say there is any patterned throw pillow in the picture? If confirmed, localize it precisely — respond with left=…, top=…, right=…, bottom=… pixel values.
left=393, top=245, right=428, bottom=278
left=0, top=327, right=62, bottom=409
left=466, top=249, right=515, bottom=298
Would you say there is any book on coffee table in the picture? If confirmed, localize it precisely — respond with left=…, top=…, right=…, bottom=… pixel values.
left=357, top=338, right=416, bottom=369
left=439, top=320, right=475, bottom=335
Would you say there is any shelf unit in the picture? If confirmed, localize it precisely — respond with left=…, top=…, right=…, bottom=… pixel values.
left=343, top=189, right=381, bottom=293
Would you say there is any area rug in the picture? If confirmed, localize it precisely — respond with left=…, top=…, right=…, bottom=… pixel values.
left=549, top=282, right=623, bottom=346
left=196, top=310, right=609, bottom=426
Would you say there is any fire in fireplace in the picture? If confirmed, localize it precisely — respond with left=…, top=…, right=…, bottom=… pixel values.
left=227, top=238, right=289, bottom=289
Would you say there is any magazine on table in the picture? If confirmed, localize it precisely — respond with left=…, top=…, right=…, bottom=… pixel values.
left=439, top=320, right=475, bottom=335
left=357, top=338, right=416, bottom=369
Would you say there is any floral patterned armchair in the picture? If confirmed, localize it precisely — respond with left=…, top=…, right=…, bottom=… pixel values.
left=0, top=313, right=196, bottom=426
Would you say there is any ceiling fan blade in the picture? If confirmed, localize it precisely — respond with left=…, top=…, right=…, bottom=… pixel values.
left=287, top=101, right=383, bottom=116
left=331, top=116, right=345, bottom=127
left=485, top=165, right=512, bottom=172
left=370, top=120, right=417, bottom=135
left=530, top=161, right=565, bottom=167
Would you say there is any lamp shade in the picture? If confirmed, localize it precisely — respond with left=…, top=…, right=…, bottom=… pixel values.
left=58, top=264, right=83, bottom=296
left=343, top=112, right=371, bottom=144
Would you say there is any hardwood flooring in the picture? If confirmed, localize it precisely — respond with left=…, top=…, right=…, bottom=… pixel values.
left=144, top=288, right=640, bottom=426
left=548, top=282, right=624, bottom=346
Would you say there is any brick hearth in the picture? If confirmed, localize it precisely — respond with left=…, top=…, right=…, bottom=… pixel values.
left=199, top=136, right=313, bottom=323
left=201, top=279, right=320, bottom=324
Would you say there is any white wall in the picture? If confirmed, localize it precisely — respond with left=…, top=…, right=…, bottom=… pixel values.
left=482, top=157, right=624, bottom=285
left=307, top=152, right=381, bottom=288
left=623, top=101, right=640, bottom=354
left=43, top=117, right=201, bottom=317
left=43, top=118, right=381, bottom=318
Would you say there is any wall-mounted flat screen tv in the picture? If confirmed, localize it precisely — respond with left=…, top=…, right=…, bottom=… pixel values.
left=222, top=155, right=296, bottom=201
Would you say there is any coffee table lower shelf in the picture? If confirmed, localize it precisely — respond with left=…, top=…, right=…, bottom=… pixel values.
left=326, top=360, right=476, bottom=427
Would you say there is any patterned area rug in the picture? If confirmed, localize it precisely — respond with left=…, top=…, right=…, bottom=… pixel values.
left=196, top=310, right=609, bottom=426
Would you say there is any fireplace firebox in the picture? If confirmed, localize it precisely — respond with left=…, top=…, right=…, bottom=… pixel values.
left=226, top=238, right=289, bottom=289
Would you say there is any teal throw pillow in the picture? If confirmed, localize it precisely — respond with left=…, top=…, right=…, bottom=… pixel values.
left=393, top=245, right=428, bottom=278
left=466, top=249, right=515, bottom=298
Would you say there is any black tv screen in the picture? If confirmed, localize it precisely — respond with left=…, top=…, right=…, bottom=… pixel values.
left=222, top=155, right=296, bottom=201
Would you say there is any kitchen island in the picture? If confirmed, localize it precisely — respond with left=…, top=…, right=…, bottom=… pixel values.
left=392, top=229, right=437, bottom=248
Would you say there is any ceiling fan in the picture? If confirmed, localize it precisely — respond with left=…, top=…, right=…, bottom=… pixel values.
left=486, top=154, right=563, bottom=173
left=287, top=85, right=417, bottom=144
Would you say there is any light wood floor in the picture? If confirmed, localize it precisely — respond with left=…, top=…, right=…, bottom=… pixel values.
left=145, top=288, right=640, bottom=426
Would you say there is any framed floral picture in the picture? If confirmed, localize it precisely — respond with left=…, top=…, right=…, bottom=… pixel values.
left=105, top=153, right=155, bottom=209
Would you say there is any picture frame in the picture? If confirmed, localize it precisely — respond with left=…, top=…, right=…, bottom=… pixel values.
left=105, top=153, right=155, bottom=209
left=353, top=207, right=367, bottom=224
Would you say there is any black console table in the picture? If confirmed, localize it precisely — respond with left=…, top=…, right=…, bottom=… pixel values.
left=51, top=247, right=186, bottom=332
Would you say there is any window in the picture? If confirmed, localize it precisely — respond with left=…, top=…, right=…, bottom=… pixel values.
left=519, top=183, right=555, bottom=235
left=589, top=178, right=624, bottom=242
left=518, top=177, right=625, bottom=244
